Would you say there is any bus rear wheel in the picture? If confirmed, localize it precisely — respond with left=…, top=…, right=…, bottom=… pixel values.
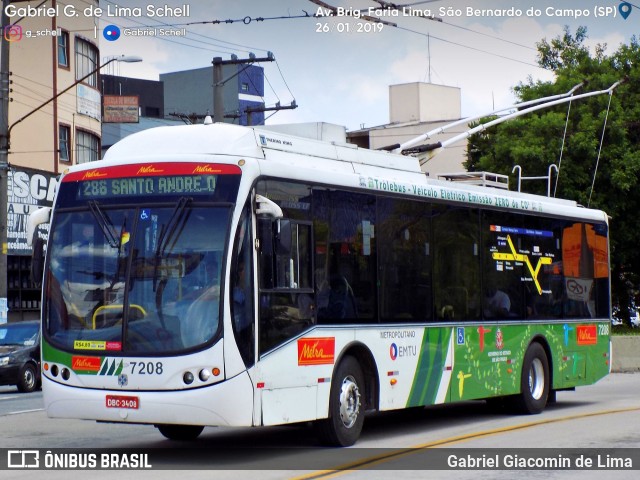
left=315, top=355, right=365, bottom=447
left=511, top=342, right=549, bottom=414
left=156, top=424, right=204, bottom=441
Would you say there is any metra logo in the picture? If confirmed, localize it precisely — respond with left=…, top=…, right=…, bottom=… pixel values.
left=192, top=165, right=218, bottom=174
left=298, top=337, right=335, bottom=365
left=576, top=325, right=597, bottom=345
left=71, top=356, right=102, bottom=371
left=136, top=165, right=163, bottom=175
left=82, top=170, right=107, bottom=180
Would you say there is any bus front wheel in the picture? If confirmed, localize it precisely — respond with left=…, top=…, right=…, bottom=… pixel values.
left=315, top=355, right=365, bottom=447
left=156, top=424, right=204, bottom=441
left=512, top=342, right=549, bottom=414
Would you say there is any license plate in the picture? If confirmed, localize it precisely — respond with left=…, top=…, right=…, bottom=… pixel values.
left=106, top=395, right=139, bottom=409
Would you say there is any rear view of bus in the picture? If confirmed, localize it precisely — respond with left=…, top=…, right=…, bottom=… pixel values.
left=38, top=152, right=255, bottom=440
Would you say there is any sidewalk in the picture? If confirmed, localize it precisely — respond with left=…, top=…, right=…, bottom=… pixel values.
left=612, top=336, right=640, bottom=372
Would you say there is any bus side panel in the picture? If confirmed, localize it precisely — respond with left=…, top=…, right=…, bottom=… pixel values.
left=555, top=321, right=611, bottom=387
left=450, top=323, right=522, bottom=402
left=261, top=386, right=317, bottom=426
left=351, top=327, right=455, bottom=412
left=447, top=321, right=611, bottom=403
left=256, top=330, right=355, bottom=425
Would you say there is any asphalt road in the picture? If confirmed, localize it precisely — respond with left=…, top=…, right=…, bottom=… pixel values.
left=1, top=373, right=639, bottom=479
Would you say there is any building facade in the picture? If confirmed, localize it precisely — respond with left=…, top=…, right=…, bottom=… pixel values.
left=102, top=64, right=267, bottom=156
left=347, top=83, right=467, bottom=176
left=161, top=64, right=265, bottom=126
left=5, top=0, right=101, bottom=320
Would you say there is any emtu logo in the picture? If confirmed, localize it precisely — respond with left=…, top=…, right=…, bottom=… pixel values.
left=4, top=24, right=23, bottom=42
left=103, top=25, right=120, bottom=41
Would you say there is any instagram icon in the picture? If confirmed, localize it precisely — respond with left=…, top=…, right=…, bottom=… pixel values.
left=4, top=24, right=22, bottom=42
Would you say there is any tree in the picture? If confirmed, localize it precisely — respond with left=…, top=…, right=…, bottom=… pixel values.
left=465, top=27, right=640, bottom=325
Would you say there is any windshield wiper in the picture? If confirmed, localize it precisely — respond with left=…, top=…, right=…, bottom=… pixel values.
left=153, top=197, right=192, bottom=291
left=157, top=197, right=192, bottom=256
left=88, top=201, right=119, bottom=248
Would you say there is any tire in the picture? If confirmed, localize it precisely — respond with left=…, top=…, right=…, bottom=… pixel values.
left=17, top=364, right=37, bottom=393
left=157, top=424, right=204, bottom=441
left=511, top=342, right=549, bottom=414
left=315, top=356, right=365, bottom=447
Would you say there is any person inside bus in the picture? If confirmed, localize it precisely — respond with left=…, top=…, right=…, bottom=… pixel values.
left=180, top=255, right=221, bottom=348
left=322, top=274, right=357, bottom=319
left=483, top=285, right=511, bottom=319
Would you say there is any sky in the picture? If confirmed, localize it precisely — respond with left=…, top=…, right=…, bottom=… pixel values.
left=95, top=0, right=638, bottom=131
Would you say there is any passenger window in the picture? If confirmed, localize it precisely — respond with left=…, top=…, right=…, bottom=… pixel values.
left=432, top=205, right=481, bottom=321
left=378, top=197, right=432, bottom=322
left=314, top=188, right=377, bottom=323
left=482, top=211, right=524, bottom=320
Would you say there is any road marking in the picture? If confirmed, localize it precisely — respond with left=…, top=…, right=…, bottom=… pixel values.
left=4, top=409, right=44, bottom=416
left=292, top=406, right=640, bottom=479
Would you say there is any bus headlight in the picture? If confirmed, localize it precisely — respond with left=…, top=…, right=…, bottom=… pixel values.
left=183, top=371, right=194, bottom=385
left=199, top=369, right=211, bottom=382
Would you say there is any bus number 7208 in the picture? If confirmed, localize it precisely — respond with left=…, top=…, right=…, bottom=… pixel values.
left=129, top=362, right=164, bottom=375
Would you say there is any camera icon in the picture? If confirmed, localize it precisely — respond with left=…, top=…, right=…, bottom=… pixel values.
left=4, top=24, right=23, bottom=42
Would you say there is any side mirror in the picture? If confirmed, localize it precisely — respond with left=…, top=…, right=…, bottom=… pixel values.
left=30, top=236, right=46, bottom=288
left=27, top=207, right=51, bottom=247
left=255, top=194, right=283, bottom=218
left=27, top=207, right=51, bottom=288
left=275, top=219, right=291, bottom=255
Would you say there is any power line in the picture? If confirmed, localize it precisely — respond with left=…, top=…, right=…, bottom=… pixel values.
left=395, top=25, right=542, bottom=69
left=275, top=59, right=296, bottom=101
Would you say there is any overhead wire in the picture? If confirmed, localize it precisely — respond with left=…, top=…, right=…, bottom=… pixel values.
left=101, top=0, right=271, bottom=55
left=104, top=0, right=535, bottom=68
left=95, top=0, right=545, bottom=123
left=14, top=1, right=546, bottom=137
left=99, top=1, right=295, bottom=110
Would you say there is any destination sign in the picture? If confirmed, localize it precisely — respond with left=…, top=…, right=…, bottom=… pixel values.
left=77, top=175, right=217, bottom=199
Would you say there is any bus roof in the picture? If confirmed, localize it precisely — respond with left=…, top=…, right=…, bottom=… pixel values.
left=91, top=123, right=607, bottom=223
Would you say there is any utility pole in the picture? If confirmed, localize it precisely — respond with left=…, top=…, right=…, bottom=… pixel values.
left=212, top=52, right=274, bottom=124
left=245, top=100, right=297, bottom=126
left=0, top=0, right=12, bottom=321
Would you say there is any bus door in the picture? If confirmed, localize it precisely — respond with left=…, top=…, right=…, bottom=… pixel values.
left=254, top=196, right=318, bottom=425
left=229, top=201, right=256, bottom=372
left=256, top=215, right=314, bottom=355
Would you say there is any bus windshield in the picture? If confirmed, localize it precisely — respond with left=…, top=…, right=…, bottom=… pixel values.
left=43, top=164, right=240, bottom=355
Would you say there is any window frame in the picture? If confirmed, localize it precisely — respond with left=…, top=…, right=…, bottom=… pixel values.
left=75, top=128, right=100, bottom=164
left=74, top=37, right=99, bottom=87
left=58, top=123, right=71, bottom=163
left=57, top=30, right=70, bottom=69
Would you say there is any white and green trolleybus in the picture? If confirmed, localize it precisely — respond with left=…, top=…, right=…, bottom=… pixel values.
left=29, top=122, right=611, bottom=446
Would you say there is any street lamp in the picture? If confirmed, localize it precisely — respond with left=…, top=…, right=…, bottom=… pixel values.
left=7, top=55, right=143, bottom=141
left=0, top=52, right=142, bottom=321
